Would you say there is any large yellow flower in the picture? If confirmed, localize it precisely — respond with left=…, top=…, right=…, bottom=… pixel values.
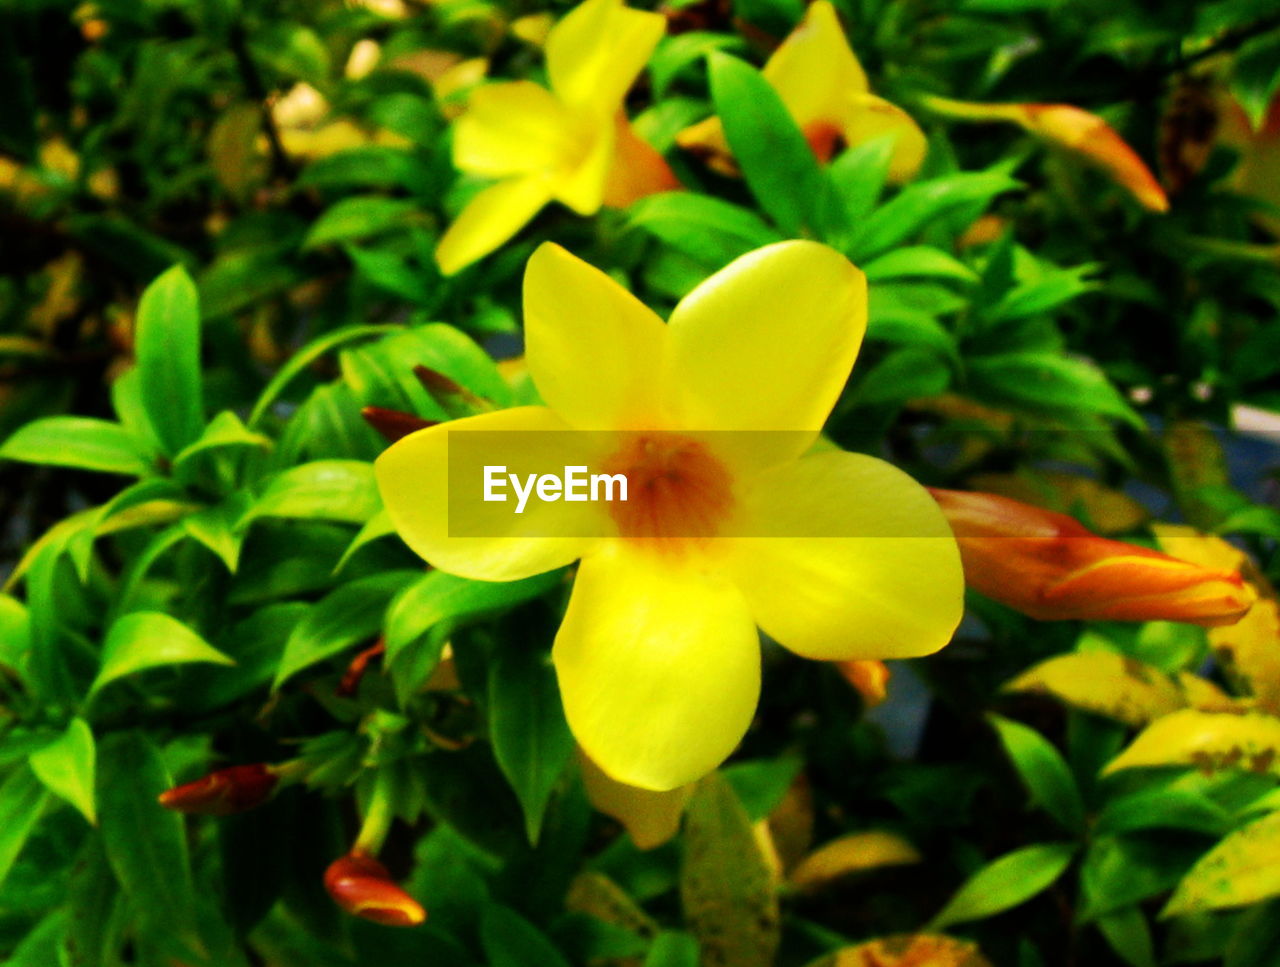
left=677, top=0, right=925, bottom=182
left=376, top=241, right=963, bottom=790
left=435, top=0, right=676, bottom=275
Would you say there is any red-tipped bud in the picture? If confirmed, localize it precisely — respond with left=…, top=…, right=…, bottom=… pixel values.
left=361, top=406, right=435, bottom=443
left=324, top=852, right=426, bottom=927
left=836, top=659, right=891, bottom=708
left=158, top=764, right=279, bottom=816
left=930, top=488, right=1256, bottom=627
left=338, top=638, right=387, bottom=697
left=413, top=365, right=492, bottom=417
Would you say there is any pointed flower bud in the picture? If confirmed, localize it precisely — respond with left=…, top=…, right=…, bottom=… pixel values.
left=324, top=852, right=426, bottom=927
left=835, top=659, right=890, bottom=708
left=158, top=764, right=279, bottom=816
left=930, top=488, right=1255, bottom=626
left=361, top=406, right=435, bottom=443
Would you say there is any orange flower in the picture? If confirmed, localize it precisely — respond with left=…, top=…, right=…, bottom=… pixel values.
left=930, top=488, right=1254, bottom=626
left=324, top=852, right=426, bottom=927
left=158, top=764, right=279, bottom=816
left=920, top=95, right=1169, bottom=212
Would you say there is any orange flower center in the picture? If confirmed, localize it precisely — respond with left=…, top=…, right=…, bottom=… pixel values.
left=602, top=432, right=734, bottom=545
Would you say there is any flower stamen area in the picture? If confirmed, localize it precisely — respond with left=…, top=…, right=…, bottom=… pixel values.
left=602, top=432, right=734, bottom=544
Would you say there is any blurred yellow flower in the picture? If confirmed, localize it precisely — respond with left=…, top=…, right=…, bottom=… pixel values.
left=377, top=240, right=963, bottom=790
left=435, top=0, right=677, bottom=275
left=921, top=95, right=1170, bottom=213
left=677, top=0, right=926, bottom=182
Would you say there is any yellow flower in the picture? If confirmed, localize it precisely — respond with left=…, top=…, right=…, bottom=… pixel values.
left=920, top=95, right=1170, bottom=213
left=676, top=0, right=926, bottom=182
left=376, top=240, right=964, bottom=790
left=435, top=0, right=677, bottom=275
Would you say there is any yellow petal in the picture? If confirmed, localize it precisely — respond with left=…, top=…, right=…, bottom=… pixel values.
left=553, top=541, right=761, bottom=791
left=374, top=405, right=598, bottom=580
left=665, top=241, right=866, bottom=457
left=579, top=748, right=690, bottom=849
left=523, top=242, right=668, bottom=429
left=453, top=81, right=578, bottom=178
left=602, top=114, right=681, bottom=208
left=545, top=0, right=665, bottom=115
left=837, top=92, right=927, bottom=183
left=549, top=115, right=615, bottom=215
left=435, top=176, right=552, bottom=275
left=764, top=0, right=869, bottom=128
left=724, top=451, right=963, bottom=660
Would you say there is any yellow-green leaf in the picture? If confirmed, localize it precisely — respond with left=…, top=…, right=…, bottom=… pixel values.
left=29, top=718, right=96, bottom=825
left=91, top=612, right=234, bottom=696
left=789, top=831, right=921, bottom=891
left=1162, top=810, right=1280, bottom=917
left=926, top=842, right=1076, bottom=931
left=1005, top=652, right=1186, bottom=727
left=1104, top=709, right=1280, bottom=778
left=680, top=773, right=780, bottom=967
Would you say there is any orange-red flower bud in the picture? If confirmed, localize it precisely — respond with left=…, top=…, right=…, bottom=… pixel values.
left=158, top=764, right=279, bottom=816
left=361, top=406, right=435, bottom=443
left=930, top=488, right=1255, bottom=626
left=323, top=852, right=426, bottom=927
left=835, top=659, right=890, bottom=708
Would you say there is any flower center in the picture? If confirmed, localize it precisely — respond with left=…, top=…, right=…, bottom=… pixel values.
left=602, top=432, right=734, bottom=545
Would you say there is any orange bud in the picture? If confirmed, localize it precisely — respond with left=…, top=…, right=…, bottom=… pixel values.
left=338, top=638, right=387, bottom=697
left=930, top=488, right=1255, bottom=626
left=324, top=853, right=426, bottom=927
left=835, top=660, right=890, bottom=708
left=158, top=764, right=279, bottom=816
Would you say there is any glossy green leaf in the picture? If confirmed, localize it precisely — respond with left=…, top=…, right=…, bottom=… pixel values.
left=489, top=642, right=574, bottom=845
left=135, top=264, right=204, bottom=455
left=29, top=717, right=96, bottom=824
left=989, top=714, right=1085, bottom=832
left=91, top=612, right=234, bottom=696
left=967, top=352, right=1142, bottom=427
left=0, top=766, right=49, bottom=889
left=628, top=192, right=783, bottom=268
left=927, top=842, right=1076, bottom=930
left=246, top=460, right=382, bottom=525
left=0, top=417, right=151, bottom=475
left=302, top=197, right=418, bottom=249
left=172, top=410, right=271, bottom=469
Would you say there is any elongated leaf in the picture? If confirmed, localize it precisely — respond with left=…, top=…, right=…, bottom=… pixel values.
left=628, top=192, right=783, bottom=267
left=302, top=197, right=418, bottom=249
left=246, top=460, right=381, bottom=525
left=1105, top=709, right=1280, bottom=778
left=29, top=717, right=96, bottom=824
left=1005, top=652, right=1187, bottom=727
left=91, top=612, right=234, bottom=696
left=926, top=842, right=1076, bottom=930
left=789, top=831, right=921, bottom=890
left=1096, top=907, right=1157, bottom=967
left=97, top=732, right=204, bottom=958
left=967, top=352, right=1142, bottom=427
left=273, top=570, right=418, bottom=688
left=681, top=773, right=780, bottom=967
left=489, top=643, right=574, bottom=845
left=1164, top=810, right=1280, bottom=917
left=708, top=52, right=827, bottom=236
left=0, top=417, right=151, bottom=475
left=173, top=410, right=271, bottom=469
left=863, top=246, right=978, bottom=283
left=644, top=931, right=700, bottom=967
left=481, top=904, right=571, bottom=967
left=135, top=264, right=204, bottom=455
left=0, top=766, right=49, bottom=889
left=989, top=714, right=1086, bottom=832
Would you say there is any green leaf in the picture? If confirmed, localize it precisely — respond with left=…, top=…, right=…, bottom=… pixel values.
left=644, top=931, right=701, bottom=967
left=97, top=732, right=204, bottom=958
left=481, top=904, right=571, bottom=967
left=680, top=773, right=780, bottom=967
left=135, top=264, right=204, bottom=455
left=989, top=714, right=1086, bottom=832
left=248, top=324, right=397, bottom=428
left=172, top=410, right=271, bottom=470
left=297, top=147, right=433, bottom=195
left=1163, top=810, right=1280, bottom=917
left=0, top=766, right=49, bottom=889
left=183, top=492, right=253, bottom=573
left=302, top=197, right=418, bottom=249
left=91, top=612, right=235, bottom=696
left=29, top=718, right=96, bottom=824
left=273, top=570, right=419, bottom=688
left=628, top=192, right=784, bottom=267
left=1096, top=906, right=1157, bottom=967
left=6, top=910, right=68, bottom=966
left=847, top=171, right=1022, bottom=261
left=0, top=594, right=32, bottom=676
left=855, top=348, right=952, bottom=404
left=489, top=642, right=574, bottom=845
left=708, top=52, right=828, bottom=236
left=0, top=417, right=151, bottom=475
left=966, top=352, right=1142, bottom=427
left=927, top=842, right=1077, bottom=930
left=246, top=460, right=381, bottom=525
left=863, top=246, right=978, bottom=283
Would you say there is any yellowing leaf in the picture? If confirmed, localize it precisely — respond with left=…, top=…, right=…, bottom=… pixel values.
left=789, top=831, right=921, bottom=890
left=565, top=871, right=658, bottom=939
left=967, top=470, right=1149, bottom=534
left=806, top=934, right=994, bottom=967
left=1176, top=672, right=1241, bottom=713
left=1105, top=709, right=1280, bottom=777
left=680, top=774, right=780, bottom=967
left=1207, top=597, right=1280, bottom=713
left=1162, top=810, right=1280, bottom=917
left=1006, top=652, right=1186, bottom=727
